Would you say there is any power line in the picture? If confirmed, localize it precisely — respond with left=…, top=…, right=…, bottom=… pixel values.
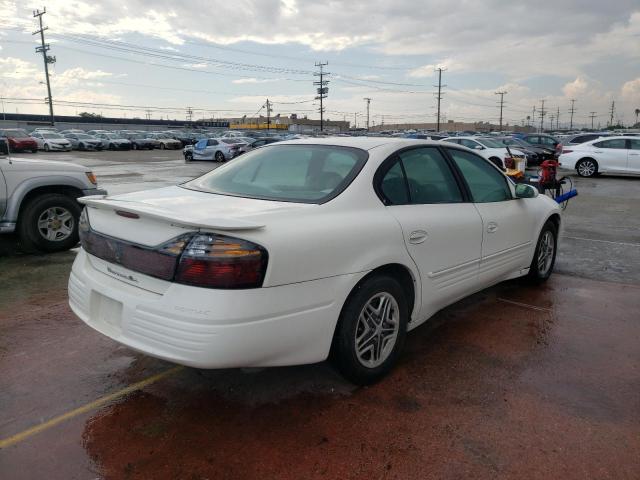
left=314, top=62, right=329, bottom=132
left=32, top=8, right=55, bottom=125
left=434, top=67, right=446, bottom=132
left=495, top=91, right=507, bottom=131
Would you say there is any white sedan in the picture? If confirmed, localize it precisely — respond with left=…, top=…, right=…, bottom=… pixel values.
left=443, top=136, right=527, bottom=170
left=30, top=132, right=72, bottom=152
left=68, top=138, right=561, bottom=384
left=189, top=138, right=245, bottom=161
left=559, top=136, right=640, bottom=177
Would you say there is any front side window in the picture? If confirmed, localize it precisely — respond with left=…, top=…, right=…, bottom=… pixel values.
left=460, top=139, right=480, bottom=149
left=594, top=139, right=626, bottom=149
left=185, top=145, right=367, bottom=203
left=447, top=148, right=512, bottom=203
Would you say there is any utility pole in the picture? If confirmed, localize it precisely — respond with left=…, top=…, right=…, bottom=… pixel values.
left=539, top=100, right=546, bottom=133
left=264, top=98, right=272, bottom=131
left=145, top=109, right=152, bottom=120
left=314, top=62, right=329, bottom=132
left=353, top=112, right=357, bottom=129
left=434, top=67, right=446, bottom=132
left=531, top=106, right=536, bottom=127
left=556, top=106, right=560, bottom=130
left=609, top=100, right=615, bottom=127
left=33, top=8, right=55, bottom=126
left=495, top=91, right=507, bottom=131
left=589, top=112, right=597, bottom=130
left=363, top=97, right=372, bottom=131
left=186, top=107, right=193, bottom=123
left=549, top=113, right=555, bottom=131
left=569, top=99, right=576, bottom=130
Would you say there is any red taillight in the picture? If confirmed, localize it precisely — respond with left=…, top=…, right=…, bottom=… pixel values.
left=174, top=234, right=268, bottom=289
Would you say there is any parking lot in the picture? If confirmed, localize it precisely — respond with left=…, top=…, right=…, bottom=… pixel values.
left=1, top=150, right=639, bottom=479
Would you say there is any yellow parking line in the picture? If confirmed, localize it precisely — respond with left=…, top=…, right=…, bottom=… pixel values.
left=0, top=365, right=184, bottom=450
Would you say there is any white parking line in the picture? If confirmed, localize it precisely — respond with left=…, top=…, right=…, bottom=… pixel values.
left=563, top=236, right=640, bottom=247
left=497, top=298, right=553, bottom=313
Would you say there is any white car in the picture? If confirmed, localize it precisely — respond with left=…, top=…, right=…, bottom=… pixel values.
left=189, top=138, right=243, bottom=161
left=443, top=136, right=527, bottom=170
left=30, top=132, right=72, bottom=152
left=147, top=133, right=182, bottom=150
left=68, top=138, right=561, bottom=384
left=559, top=136, right=640, bottom=177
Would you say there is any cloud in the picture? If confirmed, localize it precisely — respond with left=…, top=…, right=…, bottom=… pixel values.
left=621, top=78, right=640, bottom=105
left=0, top=57, right=39, bottom=80
left=232, top=78, right=281, bottom=84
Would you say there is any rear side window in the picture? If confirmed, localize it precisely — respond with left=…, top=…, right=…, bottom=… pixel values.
left=447, top=149, right=512, bottom=203
left=524, top=136, right=538, bottom=144
left=629, top=139, right=640, bottom=150
left=593, top=139, right=626, bottom=149
left=186, top=145, right=367, bottom=203
left=378, top=147, right=462, bottom=205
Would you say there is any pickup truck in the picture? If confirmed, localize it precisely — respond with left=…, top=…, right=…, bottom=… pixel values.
left=0, top=154, right=107, bottom=252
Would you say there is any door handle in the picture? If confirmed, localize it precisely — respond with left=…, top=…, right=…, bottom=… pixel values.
left=409, top=230, right=428, bottom=244
left=487, top=222, right=498, bottom=233
left=630, top=153, right=640, bottom=156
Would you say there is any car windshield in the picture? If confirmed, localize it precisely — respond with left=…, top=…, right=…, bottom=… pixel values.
left=43, top=133, right=64, bottom=139
left=75, top=134, right=92, bottom=139
left=185, top=144, right=368, bottom=203
left=3, top=129, right=29, bottom=137
left=221, top=139, right=243, bottom=144
left=501, top=137, right=528, bottom=147
left=476, top=138, right=504, bottom=148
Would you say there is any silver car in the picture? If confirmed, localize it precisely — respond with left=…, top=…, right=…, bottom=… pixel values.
left=63, top=133, right=104, bottom=151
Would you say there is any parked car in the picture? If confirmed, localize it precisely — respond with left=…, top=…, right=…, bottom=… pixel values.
left=0, top=129, right=38, bottom=153
left=249, top=137, right=281, bottom=148
left=63, top=133, right=104, bottom=151
left=563, top=133, right=609, bottom=145
left=69, top=138, right=561, bottom=384
left=494, top=136, right=555, bottom=165
left=1, top=153, right=106, bottom=252
left=94, top=133, right=132, bottom=150
left=147, top=133, right=182, bottom=150
left=185, top=138, right=243, bottom=162
left=559, top=136, right=640, bottom=177
left=30, top=132, right=73, bottom=152
left=515, top=133, right=562, bottom=157
left=442, top=136, right=526, bottom=169
left=125, top=133, right=160, bottom=150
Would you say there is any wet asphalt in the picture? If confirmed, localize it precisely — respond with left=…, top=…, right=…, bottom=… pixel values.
left=0, top=150, right=639, bottom=479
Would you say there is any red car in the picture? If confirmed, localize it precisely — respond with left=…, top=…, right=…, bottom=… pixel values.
left=0, top=129, right=38, bottom=153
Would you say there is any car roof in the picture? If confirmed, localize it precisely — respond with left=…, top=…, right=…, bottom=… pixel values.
left=276, top=136, right=442, bottom=151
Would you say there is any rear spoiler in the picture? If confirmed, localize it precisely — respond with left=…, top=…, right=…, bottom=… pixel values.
left=78, top=195, right=265, bottom=231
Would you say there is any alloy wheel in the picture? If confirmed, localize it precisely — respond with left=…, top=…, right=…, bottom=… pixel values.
left=37, top=207, right=75, bottom=242
left=354, top=292, right=400, bottom=368
left=578, top=160, right=596, bottom=177
left=537, top=230, right=555, bottom=276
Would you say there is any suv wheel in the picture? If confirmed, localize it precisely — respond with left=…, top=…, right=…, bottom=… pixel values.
left=331, top=275, right=408, bottom=385
left=576, top=158, right=598, bottom=177
left=18, top=194, right=81, bottom=253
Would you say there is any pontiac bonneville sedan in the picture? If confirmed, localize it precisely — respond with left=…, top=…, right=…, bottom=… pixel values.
left=69, top=138, right=561, bottom=384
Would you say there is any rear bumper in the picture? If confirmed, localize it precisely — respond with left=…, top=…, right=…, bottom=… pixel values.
left=68, top=249, right=362, bottom=368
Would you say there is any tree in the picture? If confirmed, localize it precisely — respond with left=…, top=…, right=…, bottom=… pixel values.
left=78, top=112, right=102, bottom=118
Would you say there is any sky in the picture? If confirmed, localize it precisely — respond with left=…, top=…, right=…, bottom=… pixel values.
left=0, top=0, right=639, bottom=128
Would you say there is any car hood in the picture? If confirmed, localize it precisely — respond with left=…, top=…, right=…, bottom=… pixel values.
left=2, top=157, right=85, bottom=172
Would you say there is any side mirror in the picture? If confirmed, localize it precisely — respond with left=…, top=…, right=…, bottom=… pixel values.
left=515, top=183, right=538, bottom=199
left=474, top=145, right=484, bottom=150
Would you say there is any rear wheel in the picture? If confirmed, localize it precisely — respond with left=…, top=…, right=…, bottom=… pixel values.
left=331, top=275, right=408, bottom=385
left=17, top=194, right=81, bottom=253
left=526, top=220, right=558, bottom=283
left=132, top=143, right=138, bottom=150
left=44, top=143, right=50, bottom=152
left=215, top=151, right=225, bottom=162
left=184, top=152, right=193, bottom=162
left=576, top=158, right=597, bottom=177
left=109, top=143, right=115, bottom=150
left=160, top=143, right=166, bottom=149
left=78, top=143, right=85, bottom=151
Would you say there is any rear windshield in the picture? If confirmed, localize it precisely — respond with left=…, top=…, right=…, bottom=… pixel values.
left=184, top=144, right=368, bottom=203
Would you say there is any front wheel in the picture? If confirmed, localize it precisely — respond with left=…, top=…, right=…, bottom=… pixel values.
left=214, top=151, right=225, bottom=162
left=78, top=143, right=85, bottom=151
left=132, top=143, right=138, bottom=150
left=576, top=158, right=597, bottom=177
left=526, top=220, right=558, bottom=283
left=17, top=194, right=81, bottom=253
left=109, top=143, right=115, bottom=151
left=44, top=143, right=50, bottom=152
left=331, top=275, right=408, bottom=385
left=160, top=143, right=166, bottom=149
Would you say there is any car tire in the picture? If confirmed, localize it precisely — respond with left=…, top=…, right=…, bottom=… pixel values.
left=185, top=152, right=193, bottom=162
left=576, top=158, right=598, bottom=177
left=78, top=143, right=85, bottom=151
left=31, top=149, right=38, bottom=153
left=17, top=193, right=81, bottom=253
left=331, top=274, right=408, bottom=385
left=160, top=143, right=166, bottom=149
left=526, top=220, right=558, bottom=283
left=132, top=143, right=138, bottom=150
left=215, top=151, right=225, bottom=162
left=44, top=143, right=50, bottom=152
left=109, top=143, right=115, bottom=151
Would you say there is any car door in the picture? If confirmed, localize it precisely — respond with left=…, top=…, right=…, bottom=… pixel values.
left=627, top=139, right=640, bottom=173
left=591, top=138, right=628, bottom=172
left=378, top=146, right=484, bottom=320
left=445, top=147, right=536, bottom=285
left=31, top=133, right=43, bottom=149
